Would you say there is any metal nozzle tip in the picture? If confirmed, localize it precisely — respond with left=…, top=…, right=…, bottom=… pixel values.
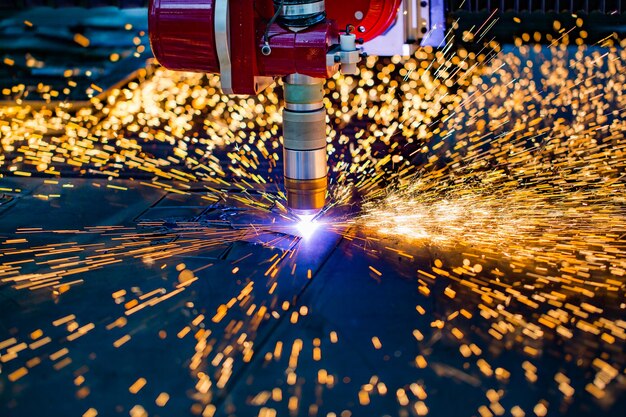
left=292, top=208, right=322, bottom=219
left=284, top=177, right=326, bottom=218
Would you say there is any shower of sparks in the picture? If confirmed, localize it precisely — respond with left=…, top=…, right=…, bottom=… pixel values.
left=1, top=12, right=626, bottom=417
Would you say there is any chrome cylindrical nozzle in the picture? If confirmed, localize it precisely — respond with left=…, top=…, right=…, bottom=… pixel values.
left=282, top=74, right=327, bottom=216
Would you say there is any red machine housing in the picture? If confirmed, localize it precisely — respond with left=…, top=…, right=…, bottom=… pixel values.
left=149, top=0, right=401, bottom=94
left=326, top=0, right=402, bottom=42
left=149, top=0, right=220, bottom=73
left=257, top=21, right=338, bottom=79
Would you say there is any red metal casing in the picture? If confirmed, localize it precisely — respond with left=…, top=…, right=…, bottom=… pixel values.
left=230, top=0, right=272, bottom=94
left=149, top=0, right=400, bottom=94
left=257, top=21, right=339, bottom=79
left=148, top=0, right=220, bottom=73
left=326, top=0, right=402, bottom=42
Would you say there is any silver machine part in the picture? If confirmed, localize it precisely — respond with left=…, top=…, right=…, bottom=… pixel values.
left=280, top=0, right=325, bottom=16
left=214, top=0, right=232, bottom=93
left=276, top=2, right=329, bottom=215
left=284, top=73, right=325, bottom=111
left=285, top=102, right=324, bottom=111
left=285, top=73, right=323, bottom=85
left=282, top=74, right=328, bottom=180
left=283, top=148, right=328, bottom=180
left=283, top=109, right=327, bottom=150
left=326, top=33, right=362, bottom=76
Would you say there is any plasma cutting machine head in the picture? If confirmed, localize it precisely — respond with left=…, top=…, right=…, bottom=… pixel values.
left=148, top=0, right=438, bottom=217
left=148, top=0, right=626, bottom=217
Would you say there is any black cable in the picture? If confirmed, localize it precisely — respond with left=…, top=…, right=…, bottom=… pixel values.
left=261, top=0, right=285, bottom=55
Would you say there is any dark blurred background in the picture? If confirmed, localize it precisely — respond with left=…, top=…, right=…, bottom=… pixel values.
left=0, top=1, right=151, bottom=103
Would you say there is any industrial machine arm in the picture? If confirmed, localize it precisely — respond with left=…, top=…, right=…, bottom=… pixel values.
left=148, top=0, right=429, bottom=217
left=148, top=0, right=625, bottom=217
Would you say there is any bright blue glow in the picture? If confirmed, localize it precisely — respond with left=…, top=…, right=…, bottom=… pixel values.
left=296, top=214, right=319, bottom=239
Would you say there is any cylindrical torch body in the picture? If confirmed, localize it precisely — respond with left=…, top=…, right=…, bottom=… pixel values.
left=282, top=74, right=327, bottom=215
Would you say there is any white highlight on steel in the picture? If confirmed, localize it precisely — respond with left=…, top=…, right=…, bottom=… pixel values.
left=215, top=0, right=233, bottom=94
left=296, top=214, right=319, bottom=240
